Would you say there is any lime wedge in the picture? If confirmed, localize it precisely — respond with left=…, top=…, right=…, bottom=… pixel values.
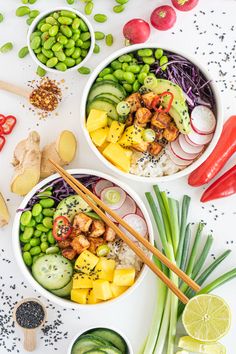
left=178, top=336, right=226, bottom=354
left=176, top=351, right=189, bottom=354
left=182, top=294, right=231, bottom=342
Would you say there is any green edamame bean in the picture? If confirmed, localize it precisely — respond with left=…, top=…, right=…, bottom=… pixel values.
left=78, top=66, right=91, bottom=74
left=41, top=31, right=49, bottom=42
left=65, top=39, right=75, bottom=48
left=30, top=31, right=41, bottom=40
left=46, top=246, right=59, bottom=255
left=46, top=57, right=58, bottom=67
left=21, top=211, right=32, bottom=226
left=138, top=49, right=153, bottom=57
left=20, top=225, right=25, bottom=232
left=123, top=71, right=135, bottom=84
left=113, top=69, right=124, bottom=81
left=116, top=0, right=128, bottom=3
left=36, top=224, right=49, bottom=232
left=42, top=208, right=55, bottom=217
left=47, top=231, right=56, bottom=244
left=37, top=20, right=45, bottom=30
left=30, top=238, right=40, bottom=247
left=58, top=16, right=73, bottom=25
left=93, top=44, right=100, bottom=54
left=95, top=31, right=105, bottom=40
left=81, top=41, right=91, bottom=49
left=53, top=12, right=59, bottom=20
left=80, top=32, right=90, bottom=42
left=56, top=62, right=67, bottom=71
left=72, top=48, right=81, bottom=59
left=113, top=5, right=125, bottom=13
left=29, top=10, right=40, bottom=19
left=0, top=42, right=13, bottom=53
left=119, top=54, right=132, bottom=63
left=29, top=0, right=37, bottom=3
left=85, top=2, right=94, bottom=15
left=140, top=64, right=150, bottom=73
left=65, top=47, right=75, bottom=57
left=72, top=18, right=80, bottom=30
left=111, top=60, right=122, bottom=70
left=23, top=243, right=31, bottom=252
left=52, top=42, right=63, bottom=52
left=34, top=230, right=42, bottom=237
left=76, top=39, right=83, bottom=47
left=49, top=25, right=59, bottom=37
left=55, top=51, right=66, bottom=61
left=42, top=48, right=53, bottom=58
left=20, top=234, right=29, bottom=244
left=80, top=19, right=88, bottom=32
left=44, top=37, right=56, bottom=50
left=35, top=213, right=43, bottom=223
left=96, top=77, right=103, bottom=82
left=64, top=57, right=75, bottom=67
left=27, top=17, right=34, bottom=25
left=27, top=219, right=36, bottom=227
left=0, top=13, right=3, bottom=23
left=23, top=252, right=32, bottom=266
left=18, top=46, right=29, bottom=59
left=160, top=55, right=168, bottom=70
left=66, top=0, right=75, bottom=4
left=30, top=246, right=41, bottom=256
left=105, top=34, right=113, bottom=46
left=39, top=198, right=55, bottom=208
left=138, top=72, right=147, bottom=84
left=30, top=36, right=41, bottom=50
left=32, top=203, right=42, bottom=217
left=75, top=57, right=82, bottom=65
left=41, top=23, right=52, bottom=32
left=126, top=65, right=140, bottom=73
left=45, top=16, right=58, bottom=25
left=60, top=25, right=72, bottom=38
left=57, top=35, right=68, bottom=45
left=72, top=33, right=80, bottom=42
left=36, top=66, right=46, bottom=77
left=23, top=227, right=34, bottom=240
left=155, top=48, right=164, bottom=60
left=99, top=67, right=113, bottom=78
left=94, top=14, right=107, bottom=23
left=143, top=56, right=155, bottom=65
left=43, top=217, right=53, bottom=229
left=60, top=10, right=76, bottom=19
left=16, top=6, right=30, bottom=17
left=22, top=0, right=29, bottom=3
left=41, top=241, right=49, bottom=253
left=41, top=233, right=48, bottom=242
left=123, top=83, right=133, bottom=92
left=80, top=49, right=88, bottom=57
left=34, top=48, right=41, bottom=54
left=103, top=74, right=117, bottom=81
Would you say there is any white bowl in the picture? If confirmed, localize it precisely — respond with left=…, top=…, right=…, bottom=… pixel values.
left=27, top=7, right=95, bottom=73
left=12, top=169, right=154, bottom=309
left=80, top=44, right=223, bottom=183
left=67, top=326, right=134, bottom=354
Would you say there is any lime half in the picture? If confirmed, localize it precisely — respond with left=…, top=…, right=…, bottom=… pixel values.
left=182, top=294, right=231, bottom=342
left=178, top=336, right=226, bottom=354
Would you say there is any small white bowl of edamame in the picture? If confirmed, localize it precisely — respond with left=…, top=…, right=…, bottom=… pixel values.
left=27, top=7, right=95, bottom=73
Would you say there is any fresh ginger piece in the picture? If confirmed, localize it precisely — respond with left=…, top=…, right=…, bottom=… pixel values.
left=0, top=192, right=10, bottom=227
left=11, top=131, right=41, bottom=196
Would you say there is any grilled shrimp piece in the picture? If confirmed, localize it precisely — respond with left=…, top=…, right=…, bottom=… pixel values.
left=104, top=226, right=116, bottom=242
left=125, top=93, right=142, bottom=113
left=135, top=107, right=152, bottom=126
left=132, top=141, right=150, bottom=152
left=62, top=247, right=77, bottom=260
left=57, top=239, right=71, bottom=249
left=151, top=112, right=171, bottom=129
left=73, top=212, right=93, bottom=233
left=71, top=234, right=90, bottom=254
left=89, top=220, right=106, bottom=238
left=88, top=237, right=105, bottom=253
left=142, top=92, right=157, bottom=108
left=149, top=142, right=163, bottom=156
left=163, top=123, right=179, bottom=141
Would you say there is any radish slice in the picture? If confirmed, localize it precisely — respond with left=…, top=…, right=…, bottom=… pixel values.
left=170, top=139, right=200, bottom=161
left=94, top=179, right=114, bottom=197
left=179, top=134, right=204, bottom=154
left=187, top=130, right=213, bottom=146
left=106, top=195, right=137, bottom=222
left=191, top=105, right=216, bottom=135
left=100, top=186, right=126, bottom=210
left=185, top=134, right=200, bottom=147
left=136, top=208, right=144, bottom=218
left=166, top=145, right=193, bottom=166
left=119, top=213, right=148, bottom=241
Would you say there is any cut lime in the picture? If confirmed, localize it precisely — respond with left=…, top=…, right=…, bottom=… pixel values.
left=182, top=294, right=231, bottom=342
left=178, top=336, right=226, bottom=354
left=176, top=351, right=189, bottom=354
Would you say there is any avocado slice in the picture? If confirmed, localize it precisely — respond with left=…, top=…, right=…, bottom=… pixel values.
left=54, top=195, right=92, bottom=222
left=153, top=79, right=186, bottom=103
left=162, top=97, right=191, bottom=134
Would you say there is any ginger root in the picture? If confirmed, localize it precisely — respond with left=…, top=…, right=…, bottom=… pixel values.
left=0, top=192, right=10, bottom=227
left=40, top=130, right=77, bottom=178
left=11, top=131, right=41, bottom=196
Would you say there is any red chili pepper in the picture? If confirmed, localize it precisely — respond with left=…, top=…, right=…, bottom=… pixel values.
left=1, top=115, right=17, bottom=135
left=152, top=91, right=174, bottom=113
left=0, top=114, right=6, bottom=125
left=0, top=135, right=6, bottom=152
left=188, top=116, right=236, bottom=187
left=52, top=216, right=72, bottom=241
left=201, top=165, right=236, bottom=202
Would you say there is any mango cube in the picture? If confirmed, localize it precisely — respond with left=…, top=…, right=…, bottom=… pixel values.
left=93, top=279, right=113, bottom=300
left=90, top=127, right=109, bottom=147
left=87, top=109, right=108, bottom=132
left=124, top=149, right=133, bottom=159
left=113, top=268, right=136, bottom=286
left=75, top=250, right=99, bottom=275
left=95, top=257, right=116, bottom=282
left=87, top=289, right=102, bottom=304
left=118, top=125, right=143, bottom=147
left=103, top=143, right=131, bottom=173
left=110, top=283, right=129, bottom=298
left=107, top=121, right=125, bottom=143
left=98, top=141, right=109, bottom=152
left=73, top=273, right=93, bottom=289
left=71, top=288, right=89, bottom=304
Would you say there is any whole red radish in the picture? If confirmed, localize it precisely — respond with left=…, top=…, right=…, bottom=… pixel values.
left=123, top=19, right=150, bottom=44
left=171, top=0, right=199, bottom=11
left=151, top=5, right=177, bottom=31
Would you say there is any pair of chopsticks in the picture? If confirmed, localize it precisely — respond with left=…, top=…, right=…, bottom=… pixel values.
left=49, top=160, right=200, bottom=304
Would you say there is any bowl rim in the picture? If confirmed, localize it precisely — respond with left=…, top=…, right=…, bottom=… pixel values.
left=80, top=43, right=223, bottom=183
left=27, top=7, right=95, bottom=73
left=67, top=325, right=134, bottom=354
left=12, top=168, right=154, bottom=309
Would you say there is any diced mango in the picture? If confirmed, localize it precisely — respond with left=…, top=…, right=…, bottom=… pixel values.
left=72, top=273, right=94, bottom=289
left=113, top=268, right=136, bottom=286
left=75, top=250, right=99, bottom=275
left=103, top=143, right=131, bottom=173
left=124, top=149, right=133, bottom=159
left=87, top=289, right=102, bottom=304
left=98, top=141, right=109, bottom=152
left=107, top=121, right=125, bottom=143
left=110, top=283, right=129, bottom=298
left=90, top=127, right=109, bottom=147
left=86, top=109, right=108, bottom=133
left=93, top=279, right=113, bottom=300
left=71, top=288, right=89, bottom=304
left=95, top=257, right=116, bottom=282
left=118, top=125, right=144, bottom=147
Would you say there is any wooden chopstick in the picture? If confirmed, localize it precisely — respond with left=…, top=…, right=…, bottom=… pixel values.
left=49, top=161, right=193, bottom=304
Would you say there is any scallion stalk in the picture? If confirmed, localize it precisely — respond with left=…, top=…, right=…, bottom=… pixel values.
left=180, top=224, right=191, bottom=272
left=154, top=292, right=171, bottom=354
left=192, top=234, right=214, bottom=279
left=198, top=268, right=236, bottom=294
left=176, top=195, right=191, bottom=266
left=168, top=198, right=179, bottom=255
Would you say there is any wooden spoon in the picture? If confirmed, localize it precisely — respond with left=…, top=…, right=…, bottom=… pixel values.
left=0, top=80, right=30, bottom=99
left=13, top=297, right=47, bottom=352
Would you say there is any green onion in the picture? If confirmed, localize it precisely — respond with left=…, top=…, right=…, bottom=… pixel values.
left=198, top=268, right=236, bottom=294
left=192, top=234, right=214, bottom=279
left=176, top=195, right=191, bottom=266
left=180, top=224, right=191, bottom=272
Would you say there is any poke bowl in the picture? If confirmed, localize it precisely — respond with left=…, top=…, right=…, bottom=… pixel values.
left=80, top=44, right=223, bottom=183
left=12, top=169, right=153, bottom=309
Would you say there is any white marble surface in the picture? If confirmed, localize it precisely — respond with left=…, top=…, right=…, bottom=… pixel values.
left=0, top=0, right=236, bottom=353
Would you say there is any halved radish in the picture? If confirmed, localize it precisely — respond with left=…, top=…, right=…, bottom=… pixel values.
left=187, top=130, right=213, bottom=146
left=170, top=139, right=200, bottom=161
left=94, top=179, right=114, bottom=197
left=119, top=213, right=148, bottom=241
left=191, top=105, right=216, bottom=135
left=185, top=134, right=200, bottom=147
left=166, top=145, right=193, bottom=166
left=179, top=134, right=204, bottom=155
left=100, top=186, right=126, bottom=210
left=106, top=195, right=137, bottom=222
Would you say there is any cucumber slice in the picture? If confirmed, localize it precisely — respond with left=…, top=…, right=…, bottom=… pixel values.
left=54, top=195, right=92, bottom=222
left=88, top=329, right=127, bottom=353
left=84, top=351, right=106, bottom=354
left=71, top=335, right=108, bottom=354
left=51, top=279, right=73, bottom=297
left=96, top=347, right=122, bottom=354
left=87, top=98, right=118, bottom=120
left=32, top=255, right=73, bottom=290
left=94, top=93, right=120, bottom=104
left=88, top=80, right=126, bottom=103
